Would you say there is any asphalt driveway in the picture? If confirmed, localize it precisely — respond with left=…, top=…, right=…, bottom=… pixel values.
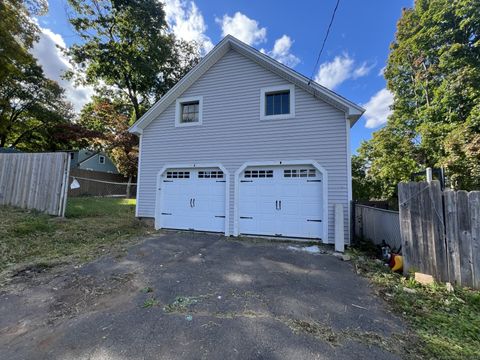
left=0, top=232, right=406, bottom=359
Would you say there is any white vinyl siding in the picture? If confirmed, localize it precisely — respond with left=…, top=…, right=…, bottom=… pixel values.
left=138, top=50, right=349, bottom=244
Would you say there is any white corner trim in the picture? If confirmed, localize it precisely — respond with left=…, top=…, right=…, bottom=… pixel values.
left=154, top=163, right=230, bottom=236
left=135, top=134, right=143, bottom=217
left=233, top=160, right=328, bottom=243
left=259, top=84, right=295, bottom=121
left=345, top=116, right=352, bottom=243
left=175, top=96, right=203, bottom=127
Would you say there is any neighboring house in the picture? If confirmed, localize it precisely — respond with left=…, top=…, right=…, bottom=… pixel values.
left=68, top=149, right=119, bottom=174
left=0, top=148, right=21, bottom=153
left=129, top=35, right=364, bottom=245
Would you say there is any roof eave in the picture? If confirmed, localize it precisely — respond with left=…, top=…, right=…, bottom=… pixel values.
left=128, top=35, right=365, bottom=133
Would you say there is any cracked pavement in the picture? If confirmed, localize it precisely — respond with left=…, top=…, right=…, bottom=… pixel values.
left=0, top=232, right=407, bottom=359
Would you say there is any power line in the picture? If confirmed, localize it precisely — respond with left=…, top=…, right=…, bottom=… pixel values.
left=308, top=0, right=341, bottom=85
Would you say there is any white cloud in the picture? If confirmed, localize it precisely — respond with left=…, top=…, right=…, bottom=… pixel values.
left=314, top=54, right=373, bottom=90
left=163, top=0, right=213, bottom=54
left=363, top=88, right=394, bottom=128
left=31, top=28, right=94, bottom=112
left=378, top=65, right=386, bottom=77
left=262, top=35, right=300, bottom=68
left=216, top=12, right=267, bottom=45
left=353, top=61, right=375, bottom=79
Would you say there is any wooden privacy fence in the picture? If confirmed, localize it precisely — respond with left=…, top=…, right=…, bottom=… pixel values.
left=398, top=180, right=480, bottom=289
left=0, top=152, right=70, bottom=216
left=353, top=204, right=402, bottom=250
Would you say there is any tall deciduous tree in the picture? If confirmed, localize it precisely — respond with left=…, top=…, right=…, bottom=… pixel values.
left=356, top=0, right=480, bottom=198
left=0, top=61, right=74, bottom=151
left=0, top=0, right=76, bottom=151
left=78, top=97, right=138, bottom=195
left=65, top=0, right=199, bottom=121
left=0, top=0, right=47, bottom=83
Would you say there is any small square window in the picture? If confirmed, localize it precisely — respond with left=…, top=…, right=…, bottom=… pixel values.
left=180, top=101, right=199, bottom=123
left=99, top=155, right=105, bottom=164
left=260, top=85, right=295, bottom=120
left=176, top=96, right=203, bottom=127
left=265, top=91, right=290, bottom=116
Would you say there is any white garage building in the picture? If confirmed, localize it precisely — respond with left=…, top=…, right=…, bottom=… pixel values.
left=129, top=35, right=364, bottom=245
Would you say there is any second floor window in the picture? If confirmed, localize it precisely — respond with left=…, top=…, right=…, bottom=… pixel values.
left=180, top=101, right=200, bottom=123
left=265, top=90, right=290, bottom=116
left=175, top=96, right=203, bottom=127
left=260, top=85, right=295, bottom=120
left=99, top=155, right=105, bottom=164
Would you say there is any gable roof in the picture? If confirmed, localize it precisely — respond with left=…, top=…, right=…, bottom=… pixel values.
left=129, top=35, right=365, bottom=135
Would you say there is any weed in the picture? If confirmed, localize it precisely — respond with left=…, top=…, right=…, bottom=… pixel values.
left=0, top=198, right=155, bottom=280
left=141, top=286, right=154, bottom=293
left=349, top=244, right=480, bottom=360
left=142, top=297, right=159, bottom=308
left=282, top=318, right=338, bottom=345
left=163, top=296, right=200, bottom=313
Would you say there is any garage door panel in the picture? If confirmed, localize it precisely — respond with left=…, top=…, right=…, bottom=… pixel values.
left=158, top=168, right=226, bottom=233
left=238, top=165, right=323, bottom=239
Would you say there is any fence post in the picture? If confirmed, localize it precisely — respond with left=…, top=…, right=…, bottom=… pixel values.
left=426, top=167, right=433, bottom=183
left=444, top=190, right=461, bottom=284
left=469, top=192, right=480, bottom=289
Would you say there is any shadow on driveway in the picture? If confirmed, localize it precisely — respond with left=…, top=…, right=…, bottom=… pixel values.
left=0, top=231, right=406, bottom=359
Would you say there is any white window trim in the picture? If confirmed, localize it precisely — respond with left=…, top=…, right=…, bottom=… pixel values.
left=175, top=96, right=203, bottom=127
left=260, top=84, right=295, bottom=121
left=98, top=155, right=105, bottom=164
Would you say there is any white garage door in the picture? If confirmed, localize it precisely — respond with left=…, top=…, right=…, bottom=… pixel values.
left=238, top=166, right=323, bottom=239
left=158, top=168, right=226, bottom=232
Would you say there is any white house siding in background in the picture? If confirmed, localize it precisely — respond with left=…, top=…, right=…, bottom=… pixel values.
left=137, top=49, right=351, bottom=244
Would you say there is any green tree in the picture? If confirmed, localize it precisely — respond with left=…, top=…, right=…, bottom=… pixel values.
left=0, top=61, right=74, bottom=151
left=357, top=0, right=480, bottom=198
left=65, top=0, right=199, bottom=121
left=78, top=97, right=138, bottom=195
left=0, top=0, right=47, bottom=83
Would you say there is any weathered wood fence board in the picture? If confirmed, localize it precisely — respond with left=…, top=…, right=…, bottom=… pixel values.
left=0, top=153, right=70, bottom=216
left=399, top=180, right=480, bottom=288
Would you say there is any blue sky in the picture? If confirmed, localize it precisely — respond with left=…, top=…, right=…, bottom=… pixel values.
left=33, top=0, right=412, bottom=152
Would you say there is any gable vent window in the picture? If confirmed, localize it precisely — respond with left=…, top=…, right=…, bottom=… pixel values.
left=181, top=101, right=199, bottom=123
left=98, top=155, right=105, bottom=164
left=260, top=85, right=295, bottom=120
left=266, top=91, right=290, bottom=115
left=175, top=96, right=203, bottom=127
left=284, top=169, right=316, bottom=178
left=166, top=171, right=190, bottom=179
left=244, top=170, right=273, bottom=178
left=198, top=170, right=224, bottom=179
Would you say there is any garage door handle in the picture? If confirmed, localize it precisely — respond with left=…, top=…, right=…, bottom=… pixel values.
left=193, top=198, right=195, bottom=207
left=190, top=198, right=193, bottom=207
left=279, top=200, right=282, bottom=210
left=275, top=200, right=279, bottom=210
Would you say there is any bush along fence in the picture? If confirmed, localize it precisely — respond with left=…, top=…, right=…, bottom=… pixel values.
left=398, top=180, right=480, bottom=289
left=353, top=204, right=402, bottom=250
left=0, top=152, right=70, bottom=216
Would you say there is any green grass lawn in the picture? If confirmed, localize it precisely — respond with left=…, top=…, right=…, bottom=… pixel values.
left=350, top=243, right=480, bottom=360
left=0, top=198, right=155, bottom=278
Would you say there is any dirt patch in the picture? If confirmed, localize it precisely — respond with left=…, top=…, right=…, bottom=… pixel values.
left=282, top=318, right=339, bottom=345
left=48, top=272, right=137, bottom=323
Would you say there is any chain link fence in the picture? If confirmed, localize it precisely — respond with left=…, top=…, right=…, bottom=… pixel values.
left=68, top=174, right=136, bottom=198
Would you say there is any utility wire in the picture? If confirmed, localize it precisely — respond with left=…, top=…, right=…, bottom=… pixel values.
left=308, top=0, right=341, bottom=85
